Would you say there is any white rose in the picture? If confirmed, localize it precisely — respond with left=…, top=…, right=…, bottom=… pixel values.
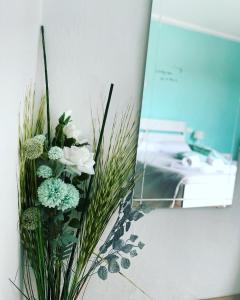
left=60, top=146, right=95, bottom=175
left=63, top=123, right=88, bottom=144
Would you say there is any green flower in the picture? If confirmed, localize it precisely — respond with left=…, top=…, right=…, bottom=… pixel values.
left=34, top=134, right=46, bottom=144
left=21, top=207, right=40, bottom=231
left=24, top=138, right=43, bottom=160
left=48, top=146, right=63, bottom=160
left=38, top=178, right=67, bottom=208
left=37, top=165, right=53, bottom=179
left=57, top=184, right=79, bottom=211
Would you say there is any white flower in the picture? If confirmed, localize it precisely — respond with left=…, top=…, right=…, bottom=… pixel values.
left=63, top=123, right=87, bottom=144
left=60, top=146, right=95, bottom=175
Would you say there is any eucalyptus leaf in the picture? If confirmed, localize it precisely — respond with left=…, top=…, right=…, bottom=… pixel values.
left=130, top=250, right=138, bottom=257
left=114, top=226, right=124, bottom=240
left=108, top=259, right=120, bottom=273
left=122, top=244, right=133, bottom=253
left=106, top=254, right=119, bottom=262
left=138, top=242, right=145, bottom=249
left=129, top=234, right=138, bottom=242
left=123, top=205, right=131, bottom=217
left=98, top=266, right=108, bottom=280
left=112, top=239, right=125, bottom=250
left=129, top=211, right=144, bottom=221
left=121, top=257, right=131, bottom=269
left=126, top=221, right=131, bottom=232
left=99, top=240, right=113, bottom=253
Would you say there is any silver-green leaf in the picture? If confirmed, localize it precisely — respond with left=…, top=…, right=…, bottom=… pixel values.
left=98, top=266, right=108, bottom=280
left=122, top=244, right=133, bottom=253
left=138, top=241, right=145, bottom=249
left=113, top=239, right=125, bottom=250
left=130, top=234, right=138, bottom=242
left=108, top=259, right=120, bottom=273
left=121, top=257, right=131, bottom=269
left=130, top=249, right=138, bottom=257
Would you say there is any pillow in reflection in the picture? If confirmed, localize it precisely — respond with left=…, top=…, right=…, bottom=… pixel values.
left=138, top=140, right=191, bottom=155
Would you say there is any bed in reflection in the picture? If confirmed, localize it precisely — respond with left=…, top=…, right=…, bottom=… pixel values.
left=134, top=119, right=237, bottom=208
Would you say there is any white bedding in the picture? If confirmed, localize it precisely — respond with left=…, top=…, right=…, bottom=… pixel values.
left=135, top=139, right=237, bottom=203
left=137, top=139, right=237, bottom=182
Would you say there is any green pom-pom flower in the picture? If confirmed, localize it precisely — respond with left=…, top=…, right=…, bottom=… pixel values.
left=57, top=184, right=79, bottom=211
left=24, top=138, right=43, bottom=160
left=48, top=146, right=63, bottom=160
left=34, top=135, right=46, bottom=144
left=21, top=207, right=40, bottom=231
left=38, top=178, right=67, bottom=208
left=37, top=165, right=53, bottom=179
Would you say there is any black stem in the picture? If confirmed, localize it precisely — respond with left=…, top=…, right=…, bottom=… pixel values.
left=60, top=83, right=114, bottom=300
left=9, top=278, right=31, bottom=300
left=85, top=83, right=114, bottom=200
left=41, top=25, right=51, bottom=298
left=41, top=25, right=51, bottom=148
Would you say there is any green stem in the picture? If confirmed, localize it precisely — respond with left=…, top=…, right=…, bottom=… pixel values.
left=40, top=25, right=51, bottom=148
left=55, top=260, right=61, bottom=299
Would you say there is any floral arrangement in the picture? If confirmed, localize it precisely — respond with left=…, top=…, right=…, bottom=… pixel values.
left=14, top=87, right=146, bottom=300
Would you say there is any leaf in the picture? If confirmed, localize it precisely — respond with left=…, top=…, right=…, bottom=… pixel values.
left=99, top=240, right=112, bottom=254
left=123, top=205, right=131, bottom=217
left=129, top=211, right=144, bottom=222
left=78, top=173, right=90, bottom=181
left=69, top=218, right=81, bottom=229
left=61, top=231, right=78, bottom=245
left=65, top=138, right=76, bottom=147
left=54, top=213, right=64, bottom=223
left=140, top=203, right=153, bottom=214
left=108, top=259, right=120, bottom=273
left=64, top=116, right=71, bottom=125
left=126, top=221, right=131, bottom=232
left=129, top=234, right=138, bottom=242
left=58, top=113, right=65, bottom=124
left=106, top=254, right=119, bottom=262
left=112, top=239, right=125, bottom=250
left=121, top=257, right=131, bottom=269
left=130, top=250, right=138, bottom=257
left=114, top=226, right=124, bottom=240
left=98, top=266, right=108, bottom=280
left=124, top=191, right=133, bottom=204
left=138, top=242, right=145, bottom=249
left=122, top=244, right=133, bottom=253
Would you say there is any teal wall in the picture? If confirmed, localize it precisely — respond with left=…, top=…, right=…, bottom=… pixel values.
left=142, top=22, right=240, bottom=157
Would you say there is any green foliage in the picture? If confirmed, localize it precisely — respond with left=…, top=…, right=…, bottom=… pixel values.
left=96, top=192, right=145, bottom=282
left=17, top=89, right=144, bottom=300
left=52, top=112, right=71, bottom=147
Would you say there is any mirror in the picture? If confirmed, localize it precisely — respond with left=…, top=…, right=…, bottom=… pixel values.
left=134, top=1, right=240, bottom=208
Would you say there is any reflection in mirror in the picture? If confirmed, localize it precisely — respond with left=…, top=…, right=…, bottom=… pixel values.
left=134, top=2, right=240, bottom=208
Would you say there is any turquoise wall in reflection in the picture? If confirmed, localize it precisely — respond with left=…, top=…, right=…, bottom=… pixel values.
left=141, top=22, right=240, bottom=157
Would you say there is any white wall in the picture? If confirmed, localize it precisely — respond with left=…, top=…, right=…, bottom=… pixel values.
left=37, top=0, right=151, bottom=137
left=39, top=1, right=240, bottom=299
left=0, top=1, right=41, bottom=299
left=2, top=0, right=240, bottom=299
